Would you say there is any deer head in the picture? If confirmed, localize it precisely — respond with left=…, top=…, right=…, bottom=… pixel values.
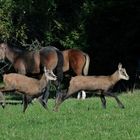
left=118, top=63, right=129, bottom=80
left=44, top=67, right=57, bottom=81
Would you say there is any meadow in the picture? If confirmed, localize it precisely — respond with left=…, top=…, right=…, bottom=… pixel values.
left=0, top=91, right=140, bottom=140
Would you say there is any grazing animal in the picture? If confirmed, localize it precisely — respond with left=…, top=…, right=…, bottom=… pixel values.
left=54, top=63, right=129, bottom=111
left=0, top=67, right=57, bottom=112
left=0, top=42, right=63, bottom=108
left=62, top=49, right=90, bottom=99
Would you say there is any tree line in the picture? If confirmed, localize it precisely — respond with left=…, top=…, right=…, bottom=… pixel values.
left=0, top=0, right=140, bottom=90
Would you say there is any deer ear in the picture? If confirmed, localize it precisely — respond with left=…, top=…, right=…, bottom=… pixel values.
left=118, top=63, right=122, bottom=70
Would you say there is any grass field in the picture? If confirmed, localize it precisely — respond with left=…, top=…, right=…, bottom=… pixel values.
left=0, top=91, right=140, bottom=140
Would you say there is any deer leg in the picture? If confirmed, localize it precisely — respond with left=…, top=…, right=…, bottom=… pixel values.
left=114, top=95, right=125, bottom=108
left=56, top=81, right=61, bottom=98
left=53, top=89, right=69, bottom=112
left=38, top=95, right=48, bottom=109
left=54, top=88, right=77, bottom=111
left=100, top=94, right=106, bottom=109
left=0, top=92, right=5, bottom=109
left=38, top=85, right=50, bottom=109
left=53, top=93, right=62, bottom=112
left=23, top=95, right=28, bottom=113
left=23, top=95, right=32, bottom=113
left=53, top=92, right=66, bottom=112
left=0, top=87, right=15, bottom=109
left=53, top=80, right=63, bottom=111
left=107, top=92, right=125, bottom=108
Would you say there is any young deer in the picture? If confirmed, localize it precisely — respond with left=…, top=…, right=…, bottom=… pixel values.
left=0, top=67, right=57, bottom=112
left=54, top=63, right=129, bottom=111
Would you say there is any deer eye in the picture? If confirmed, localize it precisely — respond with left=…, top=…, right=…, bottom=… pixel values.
left=122, top=70, right=127, bottom=76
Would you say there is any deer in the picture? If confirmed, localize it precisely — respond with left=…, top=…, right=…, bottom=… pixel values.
left=54, top=63, right=129, bottom=111
left=0, top=67, right=57, bottom=112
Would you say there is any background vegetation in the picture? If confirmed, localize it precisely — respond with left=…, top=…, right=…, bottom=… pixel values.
left=0, top=0, right=140, bottom=89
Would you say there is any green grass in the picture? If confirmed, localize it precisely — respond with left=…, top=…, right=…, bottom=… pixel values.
left=0, top=91, right=140, bottom=140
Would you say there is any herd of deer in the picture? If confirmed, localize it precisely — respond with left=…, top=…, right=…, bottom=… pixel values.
left=0, top=45, right=130, bottom=112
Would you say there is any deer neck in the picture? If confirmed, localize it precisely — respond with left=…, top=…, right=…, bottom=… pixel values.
left=39, top=74, right=48, bottom=89
left=110, top=71, right=120, bottom=86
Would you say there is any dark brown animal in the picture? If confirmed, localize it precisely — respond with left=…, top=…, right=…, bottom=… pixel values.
left=54, top=63, right=129, bottom=111
left=62, top=49, right=90, bottom=75
left=0, top=42, right=63, bottom=108
left=62, top=49, right=90, bottom=99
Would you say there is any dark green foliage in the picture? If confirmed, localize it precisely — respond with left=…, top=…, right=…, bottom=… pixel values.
left=1, top=0, right=139, bottom=52
left=0, top=0, right=140, bottom=90
left=0, top=0, right=94, bottom=48
left=0, top=0, right=28, bottom=43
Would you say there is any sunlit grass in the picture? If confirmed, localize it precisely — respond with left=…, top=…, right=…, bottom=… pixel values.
left=0, top=91, right=140, bottom=140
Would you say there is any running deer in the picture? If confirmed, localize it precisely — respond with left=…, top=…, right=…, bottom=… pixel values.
left=54, top=63, right=129, bottom=111
left=0, top=67, right=57, bottom=112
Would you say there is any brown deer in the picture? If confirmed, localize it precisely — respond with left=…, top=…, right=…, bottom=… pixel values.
left=0, top=67, right=56, bottom=112
left=54, top=63, right=129, bottom=111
